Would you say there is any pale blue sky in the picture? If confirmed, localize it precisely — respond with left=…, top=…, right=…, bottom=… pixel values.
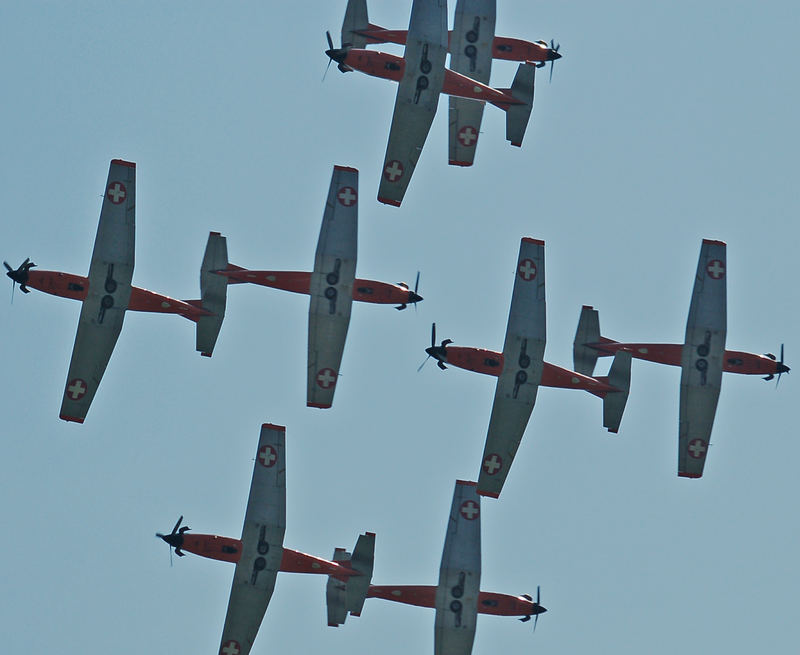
left=1, top=2, right=797, bottom=653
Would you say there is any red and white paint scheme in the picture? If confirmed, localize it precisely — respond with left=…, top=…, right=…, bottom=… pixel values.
left=329, top=480, right=547, bottom=647
left=572, top=239, right=789, bottom=479
left=157, top=424, right=375, bottom=655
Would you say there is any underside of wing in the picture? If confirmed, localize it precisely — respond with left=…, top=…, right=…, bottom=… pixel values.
left=60, top=160, right=136, bottom=423
left=308, top=167, right=358, bottom=408
left=377, top=3, right=447, bottom=207
left=478, top=239, right=546, bottom=497
left=218, top=424, right=287, bottom=655
left=448, top=0, right=495, bottom=166
left=434, top=481, right=481, bottom=655
left=678, top=240, right=727, bottom=478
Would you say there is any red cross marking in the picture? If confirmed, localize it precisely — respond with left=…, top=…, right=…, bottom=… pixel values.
left=482, top=453, right=503, bottom=476
left=688, top=439, right=708, bottom=459
left=220, top=641, right=241, bottom=655
left=518, top=259, right=537, bottom=281
left=337, top=186, right=357, bottom=207
left=458, top=125, right=478, bottom=147
left=258, top=444, right=277, bottom=468
left=316, top=368, right=337, bottom=389
left=706, top=259, right=725, bottom=279
left=106, top=181, right=127, bottom=204
left=384, top=160, right=404, bottom=182
left=66, top=378, right=88, bottom=401
left=460, top=500, right=479, bottom=520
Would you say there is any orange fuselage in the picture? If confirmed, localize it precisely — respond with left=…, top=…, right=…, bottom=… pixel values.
left=356, top=25, right=554, bottom=63
left=221, top=269, right=418, bottom=306
left=22, top=269, right=209, bottom=322
left=339, top=49, right=521, bottom=108
left=591, top=341, right=784, bottom=376
left=174, top=532, right=360, bottom=579
left=367, top=585, right=538, bottom=617
left=442, top=345, right=618, bottom=395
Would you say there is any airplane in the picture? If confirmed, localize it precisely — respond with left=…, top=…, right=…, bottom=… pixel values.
left=328, top=479, right=547, bottom=653
left=339, top=0, right=561, bottom=168
left=420, top=238, right=632, bottom=498
left=156, top=423, right=375, bottom=655
left=573, top=239, right=790, bottom=479
left=4, top=159, right=224, bottom=424
left=203, top=165, right=422, bottom=409
left=326, top=0, right=551, bottom=207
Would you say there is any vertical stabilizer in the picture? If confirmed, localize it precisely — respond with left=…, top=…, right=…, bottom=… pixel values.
left=325, top=532, right=376, bottom=627
left=505, top=62, right=536, bottom=147
left=573, top=305, right=602, bottom=375
left=341, top=0, right=369, bottom=48
left=603, top=351, right=632, bottom=433
left=197, top=232, right=228, bottom=357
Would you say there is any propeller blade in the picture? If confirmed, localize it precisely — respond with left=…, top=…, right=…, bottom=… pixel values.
left=326, top=30, right=334, bottom=51
left=3, top=261, right=11, bottom=272
left=417, top=354, right=431, bottom=372
left=533, top=613, right=539, bottom=631
left=537, top=585, right=540, bottom=604
left=414, top=271, right=420, bottom=295
left=171, top=515, right=183, bottom=535
left=431, top=322, right=436, bottom=348
left=323, top=57, right=333, bottom=82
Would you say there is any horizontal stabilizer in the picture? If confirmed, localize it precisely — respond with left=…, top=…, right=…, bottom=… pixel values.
left=573, top=305, right=602, bottom=375
left=341, top=0, right=369, bottom=48
left=326, top=532, right=375, bottom=627
left=505, top=62, right=536, bottom=147
left=197, top=232, right=228, bottom=357
left=602, top=350, right=632, bottom=433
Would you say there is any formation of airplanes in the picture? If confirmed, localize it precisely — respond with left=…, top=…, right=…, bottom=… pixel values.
left=326, top=0, right=561, bottom=206
left=5, top=0, right=790, bottom=654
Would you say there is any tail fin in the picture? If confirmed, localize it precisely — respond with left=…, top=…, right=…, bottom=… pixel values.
left=341, top=0, right=369, bottom=48
left=601, top=351, right=632, bottom=433
left=197, top=232, right=228, bottom=357
left=573, top=305, right=603, bottom=375
left=505, top=62, right=536, bottom=147
left=326, top=532, right=375, bottom=627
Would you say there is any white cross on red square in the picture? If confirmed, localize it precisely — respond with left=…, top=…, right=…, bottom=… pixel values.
left=384, top=160, right=404, bottom=182
left=460, top=500, right=479, bottom=520
left=518, top=259, right=537, bottom=281
left=483, top=454, right=502, bottom=475
left=316, top=368, right=337, bottom=389
left=106, top=182, right=127, bottom=204
left=66, top=378, right=87, bottom=400
left=688, top=439, right=707, bottom=458
left=258, top=444, right=277, bottom=468
left=458, top=125, right=478, bottom=147
left=706, top=259, right=725, bottom=279
left=220, top=640, right=240, bottom=655
left=337, top=186, right=357, bottom=207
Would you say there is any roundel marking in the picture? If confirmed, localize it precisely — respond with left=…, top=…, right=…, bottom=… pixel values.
left=482, top=453, right=503, bottom=476
left=460, top=500, right=479, bottom=520
left=106, top=181, right=127, bottom=204
left=457, top=125, right=478, bottom=147
left=258, top=444, right=277, bottom=468
left=316, top=368, right=337, bottom=389
left=337, top=186, right=357, bottom=207
left=688, top=439, right=708, bottom=459
left=384, top=160, right=404, bottom=183
left=518, top=258, right=537, bottom=281
left=706, top=259, right=725, bottom=279
left=66, top=378, right=88, bottom=401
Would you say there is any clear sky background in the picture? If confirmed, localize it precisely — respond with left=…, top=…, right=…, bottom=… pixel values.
left=1, top=1, right=797, bottom=653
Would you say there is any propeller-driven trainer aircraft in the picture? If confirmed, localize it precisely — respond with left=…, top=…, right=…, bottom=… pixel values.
left=5, top=159, right=223, bottom=424
left=157, top=423, right=375, bottom=655
left=329, top=480, right=546, bottom=653
left=422, top=238, right=632, bottom=498
left=203, top=165, right=422, bottom=409
left=573, top=239, right=790, bottom=479
left=339, top=0, right=561, bottom=168
left=326, top=0, right=553, bottom=207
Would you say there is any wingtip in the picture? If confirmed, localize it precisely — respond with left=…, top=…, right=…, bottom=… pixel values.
left=377, top=196, right=402, bottom=207
left=522, top=237, right=545, bottom=246
left=334, top=165, right=359, bottom=173
left=261, top=422, right=286, bottom=431
left=677, top=472, right=703, bottom=479
left=59, top=414, right=85, bottom=424
left=110, top=158, right=136, bottom=168
left=702, top=238, right=726, bottom=246
left=307, top=402, right=333, bottom=409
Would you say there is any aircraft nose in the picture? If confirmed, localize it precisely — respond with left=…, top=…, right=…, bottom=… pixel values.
left=551, top=51, right=562, bottom=60
left=778, top=362, right=790, bottom=374
left=409, top=291, right=423, bottom=304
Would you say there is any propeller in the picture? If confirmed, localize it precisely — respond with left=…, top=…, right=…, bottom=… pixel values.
left=763, top=344, right=789, bottom=385
left=4, top=258, right=36, bottom=296
left=418, top=322, right=452, bottom=371
left=396, top=271, right=423, bottom=310
left=519, top=585, right=546, bottom=630
left=324, top=30, right=353, bottom=77
left=548, top=39, right=561, bottom=83
left=156, top=515, right=191, bottom=562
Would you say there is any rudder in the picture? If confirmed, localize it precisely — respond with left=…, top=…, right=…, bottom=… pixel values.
left=326, top=532, right=375, bottom=627
left=197, top=232, right=228, bottom=357
left=602, top=351, right=632, bottom=433
left=505, top=62, right=536, bottom=147
left=573, top=305, right=602, bottom=375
